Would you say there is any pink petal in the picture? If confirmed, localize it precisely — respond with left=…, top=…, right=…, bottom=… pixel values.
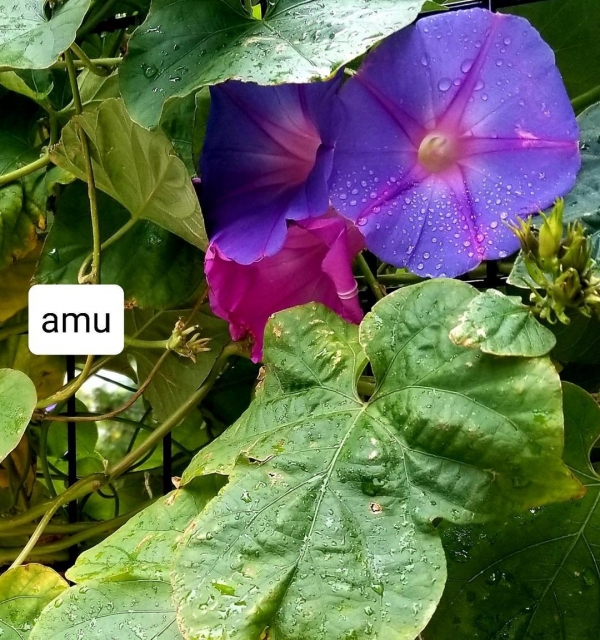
left=206, top=212, right=363, bottom=361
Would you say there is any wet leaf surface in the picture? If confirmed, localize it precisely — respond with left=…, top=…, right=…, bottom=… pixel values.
left=67, top=477, right=225, bottom=583
left=0, top=0, right=90, bottom=69
left=119, top=0, right=424, bottom=128
left=30, top=580, right=183, bottom=640
left=425, top=382, right=600, bottom=640
left=0, top=564, right=67, bottom=639
left=449, top=289, right=556, bottom=357
left=173, top=280, right=580, bottom=640
left=0, top=368, right=37, bottom=463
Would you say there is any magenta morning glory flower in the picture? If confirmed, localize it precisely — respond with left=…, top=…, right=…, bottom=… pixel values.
left=330, top=8, right=580, bottom=278
left=205, top=212, right=363, bottom=362
left=200, top=75, right=343, bottom=265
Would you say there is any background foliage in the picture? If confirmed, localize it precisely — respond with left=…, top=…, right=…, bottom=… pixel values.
left=0, top=0, right=598, bottom=639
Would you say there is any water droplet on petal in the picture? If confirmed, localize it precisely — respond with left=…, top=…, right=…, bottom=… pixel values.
left=460, top=59, right=474, bottom=73
left=438, top=78, right=452, bottom=92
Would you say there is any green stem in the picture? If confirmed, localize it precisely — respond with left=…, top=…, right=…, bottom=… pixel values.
left=39, top=503, right=150, bottom=553
left=571, top=84, right=600, bottom=114
left=0, top=323, right=28, bottom=342
left=1, top=343, right=244, bottom=553
left=123, top=336, right=169, bottom=350
left=77, top=218, right=137, bottom=284
left=40, top=350, right=170, bottom=423
left=9, top=473, right=106, bottom=569
left=107, top=342, right=244, bottom=481
left=373, top=261, right=514, bottom=286
left=35, top=355, right=95, bottom=409
left=356, top=252, right=385, bottom=300
left=0, top=520, right=97, bottom=537
left=70, top=43, right=108, bottom=77
left=66, top=50, right=102, bottom=285
left=48, top=107, right=60, bottom=145
left=0, top=155, right=51, bottom=187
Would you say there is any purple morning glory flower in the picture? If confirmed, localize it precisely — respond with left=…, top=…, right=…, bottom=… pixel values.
left=205, top=212, right=363, bottom=362
left=330, top=8, right=580, bottom=277
left=200, top=75, right=343, bottom=264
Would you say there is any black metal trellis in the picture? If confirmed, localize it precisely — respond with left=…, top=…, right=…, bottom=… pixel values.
left=62, top=0, right=551, bottom=537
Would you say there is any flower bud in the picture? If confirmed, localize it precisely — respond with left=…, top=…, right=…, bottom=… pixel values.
left=561, top=222, right=591, bottom=274
left=538, top=199, right=564, bottom=261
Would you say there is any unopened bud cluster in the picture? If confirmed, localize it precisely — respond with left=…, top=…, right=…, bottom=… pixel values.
left=510, top=199, right=600, bottom=324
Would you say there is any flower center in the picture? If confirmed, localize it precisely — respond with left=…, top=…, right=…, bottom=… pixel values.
left=417, top=132, right=459, bottom=173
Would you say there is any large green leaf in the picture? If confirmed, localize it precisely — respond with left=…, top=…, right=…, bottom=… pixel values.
left=30, top=580, right=183, bottom=640
left=126, top=307, right=230, bottom=421
left=50, top=98, right=207, bottom=249
left=0, top=368, right=37, bottom=463
left=67, top=476, right=225, bottom=583
left=30, top=479, right=224, bottom=640
left=119, top=0, right=424, bottom=128
left=449, top=289, right=556, bottom=357
left=561, top=103, right=600, bottom=225
left=506, top=0, right=600, bottom=100
left=35, top=183, right=205, bottom=310
left=424, top=382, right=600, bottom=640
left=0, top=564, right=67, bottom=639
left=0, top=0, right=91, bottom=69
left=173, top=280, right=580, bottom=640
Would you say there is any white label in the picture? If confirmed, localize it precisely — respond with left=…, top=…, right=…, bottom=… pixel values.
left=29, top=285, right=124, bottom=356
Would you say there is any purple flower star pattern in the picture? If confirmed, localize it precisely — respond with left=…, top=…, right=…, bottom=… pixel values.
left=330, top=8, right=580, bottom=277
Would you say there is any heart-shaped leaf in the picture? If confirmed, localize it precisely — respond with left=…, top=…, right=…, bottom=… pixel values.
left=119, top=0, right=425, bottom=128
left=449, top=289, right=556, bottom=357
left=0, top=0, right=90, bottom=69
left=50, top=98, right=207, bottom=249
left=0, top=368, right=37, bottom=464
left=173, top=279, right=580, bottom=640
left=424, top=382, right=600, bottom=640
